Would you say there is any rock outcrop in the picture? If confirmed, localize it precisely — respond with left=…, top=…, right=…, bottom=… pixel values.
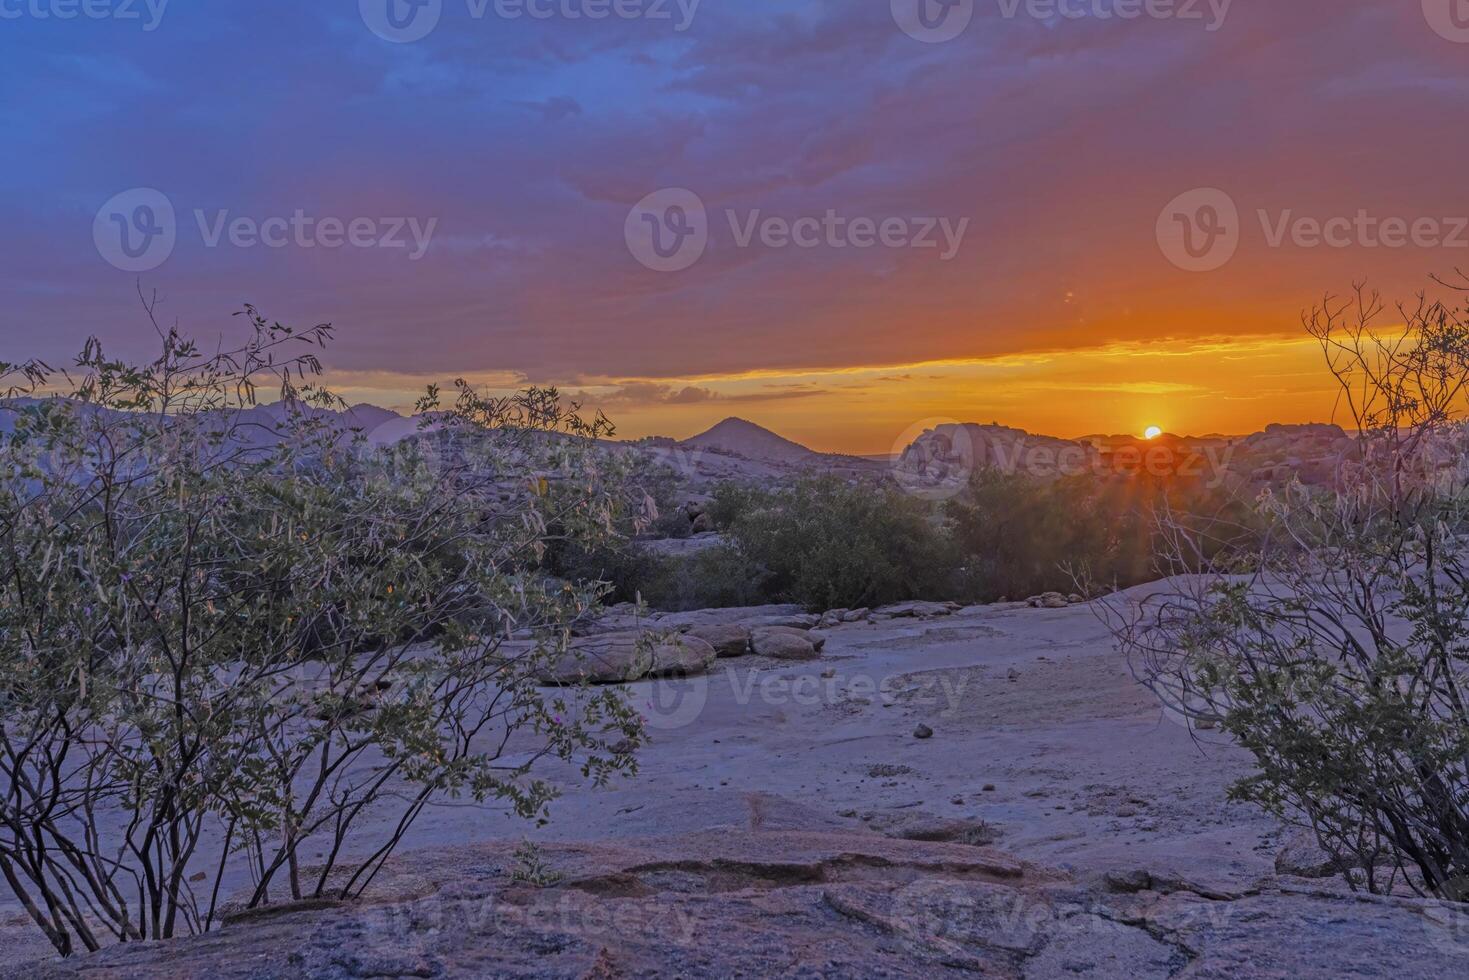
left=895, top=423, right=1099, bottom=492
left=647, top=635, right=718, bottom=677
left=684, top=623, right=752, bottom=658
left=21, top=828, right=1469, bottom=979
left=533, top=632, right=654, bottom=685
left=750, top=627, right=821, bottom=661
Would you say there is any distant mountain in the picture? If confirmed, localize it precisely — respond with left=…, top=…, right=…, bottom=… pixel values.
left=678, top=417, right=819, bottom=464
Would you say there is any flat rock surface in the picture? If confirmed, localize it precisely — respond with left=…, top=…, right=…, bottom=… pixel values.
left=16, top=825, right=1468, bottom=979
left=11, top=595, right=1469, bottom=976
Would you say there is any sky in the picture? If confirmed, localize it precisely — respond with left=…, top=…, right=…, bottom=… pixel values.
left=3, top=0, right=1468, bottom=453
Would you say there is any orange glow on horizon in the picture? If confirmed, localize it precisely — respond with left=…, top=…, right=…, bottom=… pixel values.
left=320, top=332, right=1353, bottom=455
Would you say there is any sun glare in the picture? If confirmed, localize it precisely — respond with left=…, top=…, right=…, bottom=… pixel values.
left=1144, top=426, right=1163, bottom=440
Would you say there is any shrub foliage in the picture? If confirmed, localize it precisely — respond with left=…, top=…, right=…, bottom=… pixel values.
left=0, top=308, right=643, bottom=954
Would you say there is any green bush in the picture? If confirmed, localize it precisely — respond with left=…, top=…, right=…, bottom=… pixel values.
left=948, top=469, right=1259, bottom=601
left=638, top=544, right=771, bottom=611
left=714, top=477, right=952, bottom=611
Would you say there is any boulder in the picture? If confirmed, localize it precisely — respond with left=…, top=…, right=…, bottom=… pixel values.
left=754, top=625, right=825, bottom=652
left=656, top=605, right=810, bottom=631
left=647, top=635, right=718, bottom=677
left=741, top=612, right=822, bottom=630
left=843, top=608, right=870, bottom=622
left=817, top=608, right=848, bottom=629
left=1027, top=592, right=1070, bottom=609
left=684, top=623, right=751, bottom=658
left=872, top=601, right=960, bottom=619
left=750, top=628, right=820, bottom=661
left=534, top=632, right=653, bottom=685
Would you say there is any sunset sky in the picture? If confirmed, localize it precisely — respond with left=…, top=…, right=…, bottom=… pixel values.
left=4, top=1, right=1468, bottom=453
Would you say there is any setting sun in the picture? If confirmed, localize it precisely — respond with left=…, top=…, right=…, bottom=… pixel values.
left=1144, top=426, right=1163, bottom=440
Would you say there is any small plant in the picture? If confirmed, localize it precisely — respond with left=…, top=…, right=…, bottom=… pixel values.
left=509, top=839, right=563, bottom=887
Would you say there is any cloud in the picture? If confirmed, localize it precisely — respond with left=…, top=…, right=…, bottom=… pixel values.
left=1, top=0, right=1460, bottom=443
left=584, top=380, right=828, bottom=407
left=513, top=96, right=584, bottom=121
left=589, top=382, right=719, bottom=406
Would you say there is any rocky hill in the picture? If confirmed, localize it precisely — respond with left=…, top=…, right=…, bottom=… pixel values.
left=678, top=417, right=820, bottom=464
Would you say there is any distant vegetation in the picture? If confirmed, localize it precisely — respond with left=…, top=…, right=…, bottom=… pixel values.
left=619, top=469, right=1260, bottom=613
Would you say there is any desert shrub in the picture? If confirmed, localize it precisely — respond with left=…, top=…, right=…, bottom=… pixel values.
left=537, top=443, right=689, bottom=605
left=705, top=482, right=764, bottom=530
left=1114, top=280, right=1469, bottom=901
left=637, top=544, right=772, bottom=611
left=947, top=471, right=1146, bottom=599
left=949, top=469, right=1258, bottom=601
left=0, top=308, right=644, bottom=955
left=546, top=537, right=668, bottom=606
left=716, top=476, right=952, bottom=610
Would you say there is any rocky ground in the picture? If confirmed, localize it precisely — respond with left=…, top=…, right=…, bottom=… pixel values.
left=10, top=593, right=1469, bottom=977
